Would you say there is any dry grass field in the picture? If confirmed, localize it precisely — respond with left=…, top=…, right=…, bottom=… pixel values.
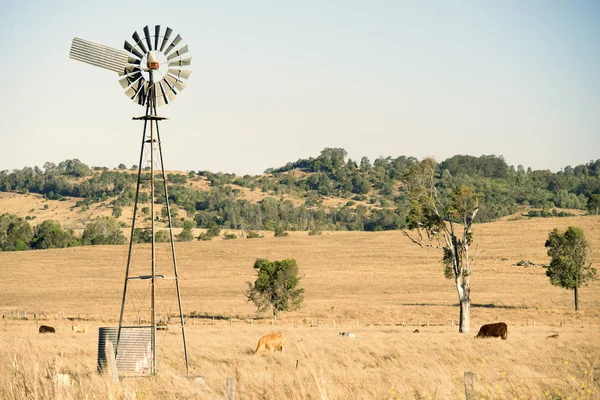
left=1, top=216, right=599, bottom=399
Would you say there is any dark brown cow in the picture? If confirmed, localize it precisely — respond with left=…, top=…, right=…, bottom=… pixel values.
left=475, top=322, right=507, bottom=339
left=39, top=325, right=56, bottom=334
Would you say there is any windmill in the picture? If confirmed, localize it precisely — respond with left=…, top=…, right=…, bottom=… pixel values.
left=69, top=25, right=191, bottom=375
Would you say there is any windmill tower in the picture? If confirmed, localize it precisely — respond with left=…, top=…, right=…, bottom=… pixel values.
left=69, top=26, right=192, bottom=375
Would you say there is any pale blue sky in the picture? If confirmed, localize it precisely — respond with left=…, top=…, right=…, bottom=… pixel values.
left=0, top=1, right=598, bottom=175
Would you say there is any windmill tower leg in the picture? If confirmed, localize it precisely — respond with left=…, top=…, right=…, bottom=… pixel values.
left=116, top=70, right=189, bottom=375
left=153, top=99, right=190, bottom=373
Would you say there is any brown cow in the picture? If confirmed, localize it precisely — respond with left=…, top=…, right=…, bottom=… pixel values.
left=39, top=325, right=56, bottom=334
left=255, top=332, right=285, bottom=354
left=475, top=322, right=507, bottom=340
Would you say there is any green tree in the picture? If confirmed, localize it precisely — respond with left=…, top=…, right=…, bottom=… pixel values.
left=118, top=163, right=127, bottom=170
left=81, top=216, right=127, bottom=245
left=545, top=226, right=597, bottom=311
left=402, top=159, right=480, bottom=333
left=176, top=220, right=195, bottom=242
left=587, top=194, right=600, bottom=215
left=0, top=213, right=33, bottom=251
left=112, top=206, right=123, bottom=218
left=31, top=220, right=72, bottom=249
left=245, top=258, right=304, bottom=319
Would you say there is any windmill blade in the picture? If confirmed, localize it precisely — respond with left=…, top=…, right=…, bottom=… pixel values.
left=135, top=84, right=147, bottom=105
left=69, top=37, right=128, bottom=73
left=132, top=31, right=147, bottom=54
left=124, top=78, right=143, bottom=98
left=156, top=81, right=170, bottom=106
left=166, top=45, right=188, bottom=61
left=119, top=71, right=142, bottom=89
left=159, top=27, right=173, bottom=52
left=163, top=34, right=183, bottom=57
left=168, top=57, right=191, bottom=67
left=159, top=73, right=179, bottom=98
left=167, top=68, right=192, bottom=80
left=127, top=56, right=141, bottom=66
left=131, top=80, right=147, bottom=105
left=124, top=41, right=144, bottom=60
left=143, top=26, right=153, bottom=51
left=165, top=74, right=187, bottom=92
left=118, top=65, right=139, bottom=77
left=154, top=25, right=160, bottom=51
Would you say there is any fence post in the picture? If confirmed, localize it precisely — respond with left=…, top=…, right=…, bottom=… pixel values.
left=464, top=372, right=476, bottom=400
left=226, top=377, right=236, bottom=400
left=212, top=317, right=215, bottom=325
left=581, top=320, right=584, bottom=328
left=356, top=320, right=359, bottom=328
left=250, top=319, right=253, bottom=325
left=229, top=318, right=232, bottom=326
left=333, top=320, right=336, bottom=328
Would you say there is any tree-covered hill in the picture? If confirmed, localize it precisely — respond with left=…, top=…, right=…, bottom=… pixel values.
left=1, top=149, right=599, bottom=239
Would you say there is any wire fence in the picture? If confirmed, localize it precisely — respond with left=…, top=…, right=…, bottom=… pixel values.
left=2, top=309, right=593, bottom=330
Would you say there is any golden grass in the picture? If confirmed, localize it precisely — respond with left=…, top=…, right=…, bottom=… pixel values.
left=1, top=216, right=599, bottom=398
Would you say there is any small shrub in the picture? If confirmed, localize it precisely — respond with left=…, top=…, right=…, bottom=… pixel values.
left=308, top=229, right=322, bottom=236
left=223, top=233, right=237, bottom=240
left=273, top=226, right=289, bottom=237
left=197, top=232, right=213, bottom=241
left=246, top=231, right=263, bottom=239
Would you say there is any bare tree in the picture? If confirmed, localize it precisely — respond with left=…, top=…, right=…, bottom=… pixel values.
left=401, top=158, right=481, bottom=333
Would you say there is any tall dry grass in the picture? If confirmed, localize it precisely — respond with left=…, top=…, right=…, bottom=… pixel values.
left=0, top=215, right=599, bottom=398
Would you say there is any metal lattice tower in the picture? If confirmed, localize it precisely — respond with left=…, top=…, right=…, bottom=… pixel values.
left=69, top=25, right=192, bottom=375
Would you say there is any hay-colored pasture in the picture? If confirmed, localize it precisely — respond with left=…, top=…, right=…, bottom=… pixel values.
left=0, top=216, right=599, bottom=398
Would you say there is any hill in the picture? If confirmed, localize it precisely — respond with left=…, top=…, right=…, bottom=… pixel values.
left=1, top=149, right=599, bottom=239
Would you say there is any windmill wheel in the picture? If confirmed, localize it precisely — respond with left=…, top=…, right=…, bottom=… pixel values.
left=119, top=25, right=192, bottom=106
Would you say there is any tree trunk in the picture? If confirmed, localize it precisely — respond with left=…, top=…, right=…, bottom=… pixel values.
left=459, top=298, right=470, bottom=333
left=574, top=286, right=579, bottom=311
left=456, top=275, right=471, bottom=333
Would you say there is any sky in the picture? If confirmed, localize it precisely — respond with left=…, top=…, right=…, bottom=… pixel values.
left=0, top=1, right=598, bottom=175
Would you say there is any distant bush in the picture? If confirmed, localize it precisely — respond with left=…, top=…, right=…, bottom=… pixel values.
left=246, top=231, right=263, bottom=239
left=223, top=233, right=237, bottom=240
left=81, top=216, right=126, bottom=246
left=526, top=209, right=575, bottom=218
left=273, top=226, right=289, bottom=237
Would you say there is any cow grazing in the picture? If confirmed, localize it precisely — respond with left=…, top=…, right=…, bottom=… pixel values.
left=338, top=332, right=357, bottom=339
left=255, top=332, right=285, bottom=354
left=475, top=322, right=508, bottom=340
left=39, top=325, right=56, bottom=334
left=71, top=325, right=87, bottom=333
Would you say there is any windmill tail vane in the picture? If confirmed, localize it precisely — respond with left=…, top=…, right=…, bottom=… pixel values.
left=69, top=25, right=192, bottom=106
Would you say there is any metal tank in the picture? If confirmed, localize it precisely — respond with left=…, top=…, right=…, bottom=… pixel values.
left=97, top=327, right=152, bottom=375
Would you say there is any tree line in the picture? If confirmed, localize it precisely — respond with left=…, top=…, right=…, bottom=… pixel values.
left=0, top=214, right=126, bottom=251
left=1, top=150, right=600, bottom=236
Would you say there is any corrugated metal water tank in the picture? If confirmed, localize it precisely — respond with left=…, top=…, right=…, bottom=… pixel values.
left=97, top=327, right=152, bottom=375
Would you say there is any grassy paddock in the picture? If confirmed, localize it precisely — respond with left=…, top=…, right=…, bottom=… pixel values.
left=1, top=216, right=599, bottom=398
